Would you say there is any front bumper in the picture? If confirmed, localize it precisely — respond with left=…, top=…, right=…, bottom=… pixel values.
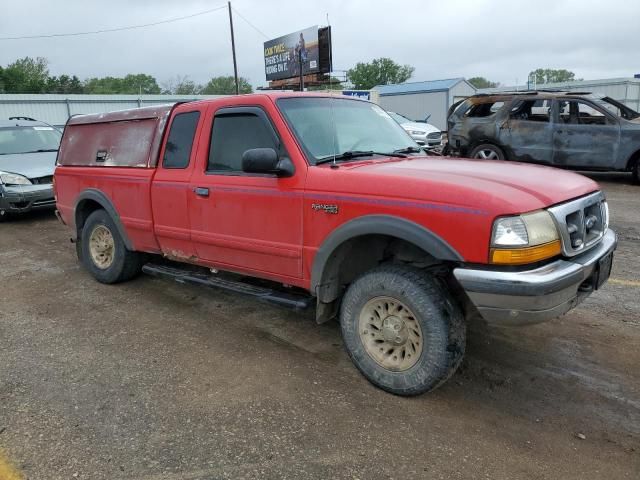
left=0, top=184, right=55, bottom=215
left=453, top=229, right=617, bottom=325
left=411, top=133, right=442, bottom=147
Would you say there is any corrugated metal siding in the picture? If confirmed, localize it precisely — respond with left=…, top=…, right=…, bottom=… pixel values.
left=378, top=91, right=448, bottom=130
left=0, top=94, right=226, bottom=126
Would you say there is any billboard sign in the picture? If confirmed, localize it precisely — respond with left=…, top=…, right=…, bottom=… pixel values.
left=264, top=26, right=320, bottom=81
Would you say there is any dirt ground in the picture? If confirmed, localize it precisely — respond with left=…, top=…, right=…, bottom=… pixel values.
left=0, top=172, right=638, bottom=480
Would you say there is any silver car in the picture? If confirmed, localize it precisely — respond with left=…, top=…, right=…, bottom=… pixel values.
left=0, top=118, right=60, bottom=220
left=388, top=111, right=442, bottom=147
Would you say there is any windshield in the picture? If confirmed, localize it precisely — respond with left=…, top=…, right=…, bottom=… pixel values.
left=277, top=97, right=418, bottom=164
left=591, top=96, right=640, bottom=120
left=0, top=126, right=62, bottom=155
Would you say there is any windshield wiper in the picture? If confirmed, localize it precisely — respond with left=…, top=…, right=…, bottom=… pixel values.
left=28, top=149, right=58, bottom=153
left=316, top=150, right=406, bottom=165
left=393, top=146, right=422, bottom=154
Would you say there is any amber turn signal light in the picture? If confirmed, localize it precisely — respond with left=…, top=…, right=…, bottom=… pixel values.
left=490, top=240, right=562, bottom=265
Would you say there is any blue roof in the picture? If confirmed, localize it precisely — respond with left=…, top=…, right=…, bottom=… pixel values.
left=374, top=78, right=466, bottom=96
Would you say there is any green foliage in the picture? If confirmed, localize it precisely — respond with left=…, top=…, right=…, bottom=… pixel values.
left=346, top=58, right=414, bottom=90
left=529, top=68, right=581, bottom=84
left=162, top=75, right=202, bottom=95
left=2, top=57, right=51, bottom=93
left=46, top=75, right=84, bottom=94
left=84, top=74, right=161, bottom=94
left=200, top=76, right=253, bottom=95
left=468, top=76, right=499, bottom=89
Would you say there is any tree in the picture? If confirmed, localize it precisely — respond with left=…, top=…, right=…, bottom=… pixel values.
left=346, top=58, right=414, bottom=90
left=1, top=56, right=50, bottom=93
left=46, top=74, right=84, bottom=94
left=468, top=77, right=499, bottom=89
left=200, top=76, right=252, bottom=95
left=529, top=68, right=581, bottom=84
left=162, top=75, right=202, bottom=95
left=84, top=73, right=161, bottom=94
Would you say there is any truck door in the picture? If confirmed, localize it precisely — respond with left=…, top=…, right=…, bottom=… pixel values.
left=552, top=99, right=621, bottom=169
left=188, top=103, right=305, bottom=280
left=500, top=99, right=553, bottom=164
left=150, top=105, right=204, bottom=259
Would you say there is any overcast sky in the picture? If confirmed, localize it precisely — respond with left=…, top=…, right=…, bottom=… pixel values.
left=1, top=0, right=638, bottom=89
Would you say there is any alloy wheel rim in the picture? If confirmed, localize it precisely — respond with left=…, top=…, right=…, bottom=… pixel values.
left=475, top=149, right=499, bottom=160
left=89, top=225, right=115, bottom=270
left=358, top=296, right=423, bottom=371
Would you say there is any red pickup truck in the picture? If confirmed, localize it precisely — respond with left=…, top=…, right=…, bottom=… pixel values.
left=54, top=93, right=616, bottom=395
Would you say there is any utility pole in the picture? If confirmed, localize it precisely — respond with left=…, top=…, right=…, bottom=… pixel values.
left=227, top=1, right=239, bottom=95
left=299, top=49, right=304, bottom=92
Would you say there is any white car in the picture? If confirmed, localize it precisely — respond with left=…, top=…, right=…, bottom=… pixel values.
left=388, top=112, right=442, bottom=147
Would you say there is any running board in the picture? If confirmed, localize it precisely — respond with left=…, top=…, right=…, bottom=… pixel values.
left=142, top=263, right=313, bottom=311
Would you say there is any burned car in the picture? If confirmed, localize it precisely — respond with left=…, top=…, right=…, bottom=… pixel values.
left=0, top=117, right=60, bottom=220
left=446, top=92, right=640, bottom=183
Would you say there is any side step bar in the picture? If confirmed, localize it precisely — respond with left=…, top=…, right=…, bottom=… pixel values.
left=142, top=263, right=313, bottom=311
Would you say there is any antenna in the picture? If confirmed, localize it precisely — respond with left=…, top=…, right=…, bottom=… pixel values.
left=326, top=13, right=339, bottom=168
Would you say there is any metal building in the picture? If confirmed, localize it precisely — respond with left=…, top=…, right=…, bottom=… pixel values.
left=0, top=94, right=225, bottom=127
left=373, top=78, right=477, bottom=130
left=479, top=78, right=640, bottom=112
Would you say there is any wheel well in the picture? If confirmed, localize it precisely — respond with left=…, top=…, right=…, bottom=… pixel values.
left=314, top=234, right=446, bottom=321
left=627, top=149, right=640, bottom=171
left=75, top=199, right=103, bottom=235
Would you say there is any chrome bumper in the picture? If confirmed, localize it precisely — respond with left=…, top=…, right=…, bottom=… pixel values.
left=453, top=229, right=617, bottom=325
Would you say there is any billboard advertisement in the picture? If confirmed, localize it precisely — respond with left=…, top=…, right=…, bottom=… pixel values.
left=264, top=26, right=320, bottom=81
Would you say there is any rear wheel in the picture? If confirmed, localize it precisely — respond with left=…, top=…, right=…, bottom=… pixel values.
left=79, top=209, right=143, bottom=284
left=470, top=143, right=505, bottom=160
left=632, top=159, right=640, bottom=185
left=340, top=264, right=466, bottom=396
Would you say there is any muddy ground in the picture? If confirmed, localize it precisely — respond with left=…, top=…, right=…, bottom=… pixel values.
left=0, top=172, right=638, bottom=479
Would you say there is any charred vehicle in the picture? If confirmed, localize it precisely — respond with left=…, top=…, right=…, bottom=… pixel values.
left=446, top=92, right=640, bottom=183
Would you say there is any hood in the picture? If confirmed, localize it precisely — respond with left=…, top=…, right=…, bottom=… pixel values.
left=0, top=151, right=57, bottom=179
left=337, top=156, right=599, bottom=214
left=401, top=121, right=440, bottom=134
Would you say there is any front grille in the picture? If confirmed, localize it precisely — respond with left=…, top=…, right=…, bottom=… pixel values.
left=31, top=175, right=53, bottom=185
left=548, top=191, right=607, bottom=257
left=427, top=131, right=442, bottom=140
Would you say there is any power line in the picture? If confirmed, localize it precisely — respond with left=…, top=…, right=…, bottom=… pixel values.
left=231, top=6, right=269, bottom=39
left=0, top=5, right=227, bottom=41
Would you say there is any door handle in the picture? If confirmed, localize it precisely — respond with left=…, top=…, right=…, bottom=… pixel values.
left=194, top=187, right=209, bottom=197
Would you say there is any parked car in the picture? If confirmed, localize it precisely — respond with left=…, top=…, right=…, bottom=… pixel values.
left=388, top=111, right=442, bottom=147
left=0, top=117, right=60, bottom=220
left=446, top=91, right=640, bottom=183
left=54, top=94, right=616, bottom=396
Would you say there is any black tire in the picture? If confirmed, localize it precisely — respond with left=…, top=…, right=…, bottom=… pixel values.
left=79, top=209, right=143, bottom=284
left=632, top=159, right=640, bottom=185
left=469, top=143, right=505, bottom=160
left=340, top=264, right=466, bottom=396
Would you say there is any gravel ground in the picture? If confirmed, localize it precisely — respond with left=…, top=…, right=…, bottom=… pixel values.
left=0, top=172, right=638, bottom=480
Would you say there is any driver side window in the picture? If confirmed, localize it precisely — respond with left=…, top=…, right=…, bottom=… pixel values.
left=207, top=113, right=278, bottom=173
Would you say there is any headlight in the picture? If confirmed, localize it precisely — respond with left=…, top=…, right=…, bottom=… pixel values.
left=409, top=130, right=426, bottom=135
left=602, top=201, right=609, bottom=231
left=490, top=210, right=561, bottom=265
left=0, top=171, right=32, bottom=186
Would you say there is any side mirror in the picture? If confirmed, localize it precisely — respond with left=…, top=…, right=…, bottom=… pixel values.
left=241, top=148, right=294, bottom=177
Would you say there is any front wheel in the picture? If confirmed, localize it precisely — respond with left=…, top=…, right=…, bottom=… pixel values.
left=340, top=264, right=466, bottom=396
left=79, top=209, right=143, bottom=284
left=469, top=143, right=505, bottom=160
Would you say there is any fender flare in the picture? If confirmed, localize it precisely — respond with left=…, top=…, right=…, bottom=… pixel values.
left=74, top=189, right=133, bottom=250
left=310, top=215, right=463, bottom=295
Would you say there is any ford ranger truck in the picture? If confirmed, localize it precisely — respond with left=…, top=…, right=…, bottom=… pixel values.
left=54, top=94, right=617, bottom=396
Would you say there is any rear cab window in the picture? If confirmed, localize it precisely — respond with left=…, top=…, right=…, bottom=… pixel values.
left=162, top=111, right=200, bottom=169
